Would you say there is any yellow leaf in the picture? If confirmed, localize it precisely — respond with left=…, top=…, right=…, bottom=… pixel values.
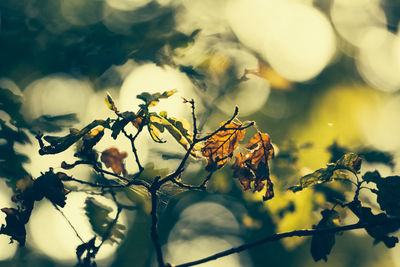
left=105, top=93, right=118, bottom=112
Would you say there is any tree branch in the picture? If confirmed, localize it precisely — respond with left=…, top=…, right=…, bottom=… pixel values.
left=150, top=177, right=166, bottom=267
left=174, top=217, right=400, bottom=267
left=121, top=127, right=144, bottom=172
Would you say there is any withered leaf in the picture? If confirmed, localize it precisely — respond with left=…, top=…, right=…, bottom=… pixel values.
left=12, top=175, right=35, bottom=223
left=33, top=169, right=69, bottom=207
left=348, top=200, right=400, bottom=248
left=0, top=208, right=26, bottom=246
left=363, top=171, right=400, bottom=217
left=105, top=93, right=118, bottom=112
left=101, top=148, right=127, bottom=176
left=311, top=209, right=340, bottom=262
left=131, top=117, right=143, bottom=130
left=335, top=153, right=362, bottom=174
left=76, top=236, right=98, bottom=267
left=147, top=113, right=199, bottom=154
left=232, top=132, right=274, bottom=201
left=75, top=126, right=105, bottom=160
left=38, top=120, right=110, bottom=155
left=84, top=197, right=125, bottom=244
left=245, top=133, right=274, bottom=167
left=201, top=121, right=246, bottom=170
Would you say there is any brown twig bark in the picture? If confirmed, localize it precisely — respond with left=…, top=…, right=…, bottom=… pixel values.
left=174, top=217, right=400, bottom=267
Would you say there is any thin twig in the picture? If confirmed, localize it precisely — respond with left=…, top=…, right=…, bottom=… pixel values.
left=170, top=179, right=204, bottom=191
left=121, top=127, right=144, bottom=172
left=62, top=175, right=150, bottom=190
left=174, top=217, right=400, bottom=267
left=184, top=98, right=198, bottom=140
left=199, top=171, right=214, bottom=188
left=196, top=107, right=239, bottom=142
left=52, top=203, right=84, bottom=243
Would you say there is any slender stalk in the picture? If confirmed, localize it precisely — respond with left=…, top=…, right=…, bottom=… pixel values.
left=150, top=180, right=165, bottom=267
left=52, top=204, right=84, bottom=243
left=175, top=217, right=400, bottom=267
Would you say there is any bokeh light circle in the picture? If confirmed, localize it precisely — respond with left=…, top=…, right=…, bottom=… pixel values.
left=119, top=63, right=198, bottom=119
left=227, top=0, right=336, bottom=81
left=356, top=27, right=400, bottom=92
left=22, top=74, right=93, bottom=123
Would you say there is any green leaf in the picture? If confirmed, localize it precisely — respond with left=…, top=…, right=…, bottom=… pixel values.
left=311, top=209, right=339, bottom=262
left=0, top=119, right=30, bottom=144
left=84, top=197, right=125, bottom=244
left=363, top=171, right=400, bottom=217
left=0, top=88, right=27, bottom=127
left=136, top=89, right=178, bottom=108
left=289, top=153, right=360, bottom=192
left=348, top=200, right=400, bottom=248
left=288, top=165, right=349, bottom=192
left=335, top=153, right=362, bottom=174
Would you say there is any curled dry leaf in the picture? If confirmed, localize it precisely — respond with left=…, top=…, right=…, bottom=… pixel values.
left=147, top=112, right=200, bottom=155
left=12, top=175, right=35, bottom=223
left=201, top=121, right=246, bottom=170
left=38, top=120, right=110, bottom=155
left=33, top=170, right=69, bottom=207
left=0, top=208, right=26, bottom=246
left=335, top=153, right=362, bottom=174
left=232, top=132, right=275, bottom=201
left=101, top=147, right=128, bottom=176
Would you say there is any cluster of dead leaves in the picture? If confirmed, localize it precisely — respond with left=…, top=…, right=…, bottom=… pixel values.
left=201, top=122, right=275, bottom=201
left=1, top=170, right=69, bottom=245
left=232, top=133, right=275, bottom=201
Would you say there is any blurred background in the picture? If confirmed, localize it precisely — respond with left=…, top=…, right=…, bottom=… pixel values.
left=1, top=0, right=400, bottom=266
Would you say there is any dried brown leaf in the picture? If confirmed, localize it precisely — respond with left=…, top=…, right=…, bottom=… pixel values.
left=201, top=121, right=246, bottom=170
left=101, top=148, right=128, bottom=175
left=232, top=132, right=274, bottom=201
